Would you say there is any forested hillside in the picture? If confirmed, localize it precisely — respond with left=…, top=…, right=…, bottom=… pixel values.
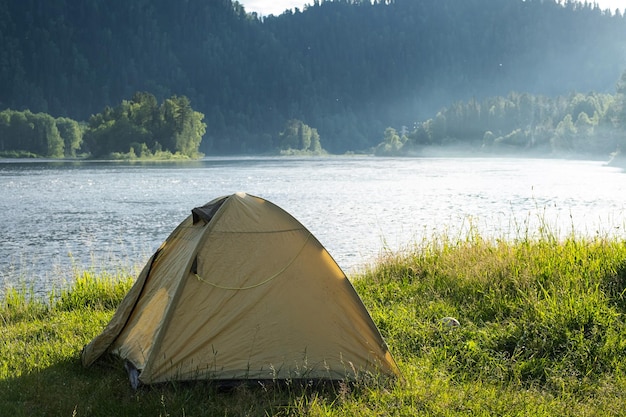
left=1, top=0, right=625, bottom=154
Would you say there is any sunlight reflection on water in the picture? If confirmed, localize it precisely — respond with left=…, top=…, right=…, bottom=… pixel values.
left=1, top=156, right=625, bottom=297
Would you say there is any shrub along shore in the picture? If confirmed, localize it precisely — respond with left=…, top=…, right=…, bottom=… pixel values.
left=2, top=228, right=626, bottom=416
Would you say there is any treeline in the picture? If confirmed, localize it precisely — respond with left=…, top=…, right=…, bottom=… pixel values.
left=0, top=92, right=327, bottom=158
left=375, top=71, right=626, bottom=157
left=277, top=119, right=324, bottom=155
left=1, top=0, right=625, bottom=154
left=0, top=93, right=206, bottom=159
left=83, top=92, right=206, bottom=159
left=0, top=110, right=81, bottom=158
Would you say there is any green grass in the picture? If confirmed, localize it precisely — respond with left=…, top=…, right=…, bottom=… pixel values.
left=3, top=228, right=626, bottom=416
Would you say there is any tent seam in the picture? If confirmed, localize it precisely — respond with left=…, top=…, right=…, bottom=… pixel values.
left=141, top=196, right=231, bottom=381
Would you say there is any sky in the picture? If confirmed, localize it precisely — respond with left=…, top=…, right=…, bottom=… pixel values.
left=239, top=0, right=623, bottom=16
left=239, top=0, right=306, bottom=16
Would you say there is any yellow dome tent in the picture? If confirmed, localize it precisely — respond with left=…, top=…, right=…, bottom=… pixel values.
left=82, top=193, right=398, bottom=386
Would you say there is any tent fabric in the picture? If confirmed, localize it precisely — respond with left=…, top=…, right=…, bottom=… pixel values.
left=82, top=192, right=399, bottom=384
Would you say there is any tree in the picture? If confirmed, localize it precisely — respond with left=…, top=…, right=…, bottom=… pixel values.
left=174, top=108, right=206, bottom=158
left=8, top=111, right=36, bottom=153
left=374, top=127, right=404, bottom=156
left=37, top=113, right=64, bottom=158
left=128, top=91, right=160, bottom=134
left=277, top=119, right=324, bottom=153
left=279, top=119, right=301, bottom=149
left=161, top=95, right=206, bottom=157
left=615, top=70, right=626, bottom=131
left=0, top=109, right=66, bottom=157
left=552, top=114, right=577, bottom=152
left=83, top=93, right=205, bottom=158
left=56, top=117, right=83, bottom=157
left=83, top=115, right=151, bottom=158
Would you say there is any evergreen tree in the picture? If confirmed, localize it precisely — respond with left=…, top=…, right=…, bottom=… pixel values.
left=1, top=0, right=625, bottom=154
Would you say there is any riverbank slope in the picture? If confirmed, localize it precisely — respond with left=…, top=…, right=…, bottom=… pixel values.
left=2, top=231, right=626, bottom=415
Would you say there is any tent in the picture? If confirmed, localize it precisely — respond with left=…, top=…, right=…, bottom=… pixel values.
left=82, top=192, right=398, bottom=386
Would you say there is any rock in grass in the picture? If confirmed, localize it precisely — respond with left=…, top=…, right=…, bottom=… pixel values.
left=440, top=317, right=460, bottom=327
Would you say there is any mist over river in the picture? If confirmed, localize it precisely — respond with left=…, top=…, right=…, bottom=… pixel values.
left=1, top=156, right=625, bottom=297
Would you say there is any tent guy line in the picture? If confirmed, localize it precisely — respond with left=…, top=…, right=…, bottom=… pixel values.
left=194, top=232, right=313, bottom=291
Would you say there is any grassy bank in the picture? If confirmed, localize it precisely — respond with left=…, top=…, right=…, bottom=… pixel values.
left=3, top=230, right=626, bottom=416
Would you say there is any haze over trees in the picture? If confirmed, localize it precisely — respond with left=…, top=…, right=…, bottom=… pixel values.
left=0, top=0, right=625, bottom=155
left=374, top=86, right=626, bottom=157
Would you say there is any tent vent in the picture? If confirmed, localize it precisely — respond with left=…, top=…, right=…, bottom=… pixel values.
left=192, top=197, right=228, bottom=224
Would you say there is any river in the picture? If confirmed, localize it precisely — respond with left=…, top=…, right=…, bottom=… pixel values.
left=1, top=156, right=625, bottom=297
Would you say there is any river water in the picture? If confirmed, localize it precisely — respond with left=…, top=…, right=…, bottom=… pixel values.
left=1, top=156, right=625, bottom=297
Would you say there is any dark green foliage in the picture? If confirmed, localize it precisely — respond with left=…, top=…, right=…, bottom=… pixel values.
left=0, top=92, right=205, bottom=158
left=55, top=117, right=83, bottom=157
left=1, top=0, right=625, bottom=154
left=0, top=109, right=68, bottom=157
left=278, top=119, right=324, bottom=153
left=81, top=92, right=205, bottom=158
